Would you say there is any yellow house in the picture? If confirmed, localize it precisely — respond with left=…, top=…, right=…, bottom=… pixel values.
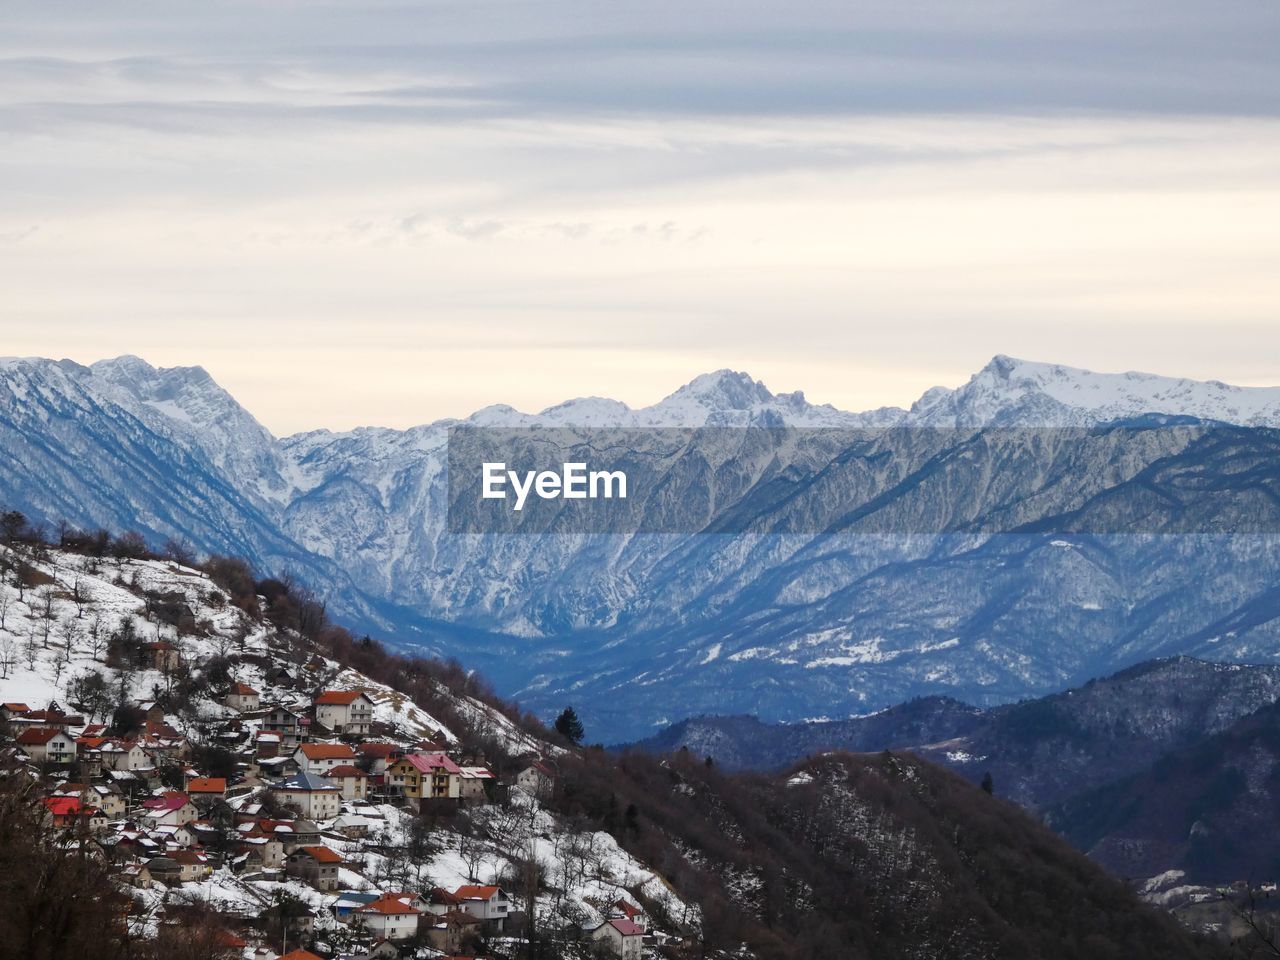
left=387, top=752, right=462, bottom=800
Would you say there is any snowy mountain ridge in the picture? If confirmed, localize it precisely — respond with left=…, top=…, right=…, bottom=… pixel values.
left=4, top=353, right=1280, bottom=740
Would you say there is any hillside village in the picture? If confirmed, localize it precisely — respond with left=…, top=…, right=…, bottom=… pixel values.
left=0, top=515, right=697, bottom=960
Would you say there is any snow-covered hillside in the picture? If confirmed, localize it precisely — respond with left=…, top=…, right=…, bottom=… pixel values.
left=0, top=542, right=698, bottom=959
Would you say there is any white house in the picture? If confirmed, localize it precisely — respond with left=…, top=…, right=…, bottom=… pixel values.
left=225, top=682, right=260, bottom=712
left=516, top=760, right=555, bottom=798
left=312, top=690, right=375, bottom=735
left=270, top=771, right=342, bottom=820
left=458, top=765, right=495, bottom=802
left=294, top=742, right=358, bottom=775
left=453, top=885, right=512, bottom=931
left=590, top=918, right=645, bottom=958
left=141, top=791, right=199, bottom=828
left=16, top=728, right=77, bottom=765
left=325, top=764, right=369, bottom=801
left=100, top=739, right=150, bottom=771
left=353, top=895, right=421, bottom=940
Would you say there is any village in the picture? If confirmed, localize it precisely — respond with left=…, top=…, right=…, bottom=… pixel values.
left=0, top=530, right=696, bottom=960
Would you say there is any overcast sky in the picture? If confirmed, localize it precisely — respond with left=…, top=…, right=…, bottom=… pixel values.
left=3, top=1, right=1279, bottom=434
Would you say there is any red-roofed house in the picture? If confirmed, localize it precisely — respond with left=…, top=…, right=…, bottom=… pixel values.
left=141, top=791, right=198, bottom=828
left=186, top=776, right=227, bottom=796
left=353, top=895, right=421, bottom=940
left=285, top=845, right=343, bottom=891
left=590, top=917, right=645, bottom=958
left=516, top=760, right=555, bottom=799
left=186, top=777, right=228, bottom=809
left=42, top=794, right=83, bottom=827
left=16, top=727, right=77, bottom=764
left=453, top=885, right=512, bottom=930
left=388, top=752, right=462, bottom=801
left=613, top=899, right=647, bottom=931
left=294, top=741, right=358, bottom=774
left=312, top=690, right=374, bottom=735
left=225, top=682, right=260, bottom=712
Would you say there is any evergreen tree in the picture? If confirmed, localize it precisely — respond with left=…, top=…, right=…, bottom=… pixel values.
left=981, top=771, right=994, bottom=795
left=554, top=706, right=584, bottom=745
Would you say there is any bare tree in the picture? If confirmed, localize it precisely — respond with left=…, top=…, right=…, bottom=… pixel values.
left=23, top=623, right=38, bottom=670
left=38, top=587, right=56, bottom=647
left=0, top=634, right=16, bottom=679
left=71, top=576, right=87, bottom=618
left=52, top=633, right=74, bottom=685
left=87, top=612, right=106, bottom=660
left=0, top=592, right=9, bottom=631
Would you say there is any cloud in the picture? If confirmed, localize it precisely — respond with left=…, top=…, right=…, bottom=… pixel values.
left=1, top=1, right=1279, bottom=432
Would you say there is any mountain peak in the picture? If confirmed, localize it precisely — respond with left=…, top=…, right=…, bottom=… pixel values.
left=663, top=369, right=774, bottom=410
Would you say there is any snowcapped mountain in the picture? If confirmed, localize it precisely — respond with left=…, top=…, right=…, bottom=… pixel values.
left=3, top=353, right=1280, bottom=740
left=82, top=355, right=305, bottom=508
left=909, top=355, right=1280, bottom=427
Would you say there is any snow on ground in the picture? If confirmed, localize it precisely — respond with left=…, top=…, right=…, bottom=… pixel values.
left=0, top=546, right=700, bottom=949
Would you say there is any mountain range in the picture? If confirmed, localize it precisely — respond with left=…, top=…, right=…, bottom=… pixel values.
left=3, top=353, right=1280, bottom=741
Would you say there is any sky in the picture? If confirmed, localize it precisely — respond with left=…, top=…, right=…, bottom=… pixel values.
left=2, top=1, right=1279, bottom=435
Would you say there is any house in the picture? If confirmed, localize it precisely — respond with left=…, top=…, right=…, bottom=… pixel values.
left=42, top=795, right=85, bottom=828
left=99, top=739, right=151, bottom=771
left=142, top=721, right=189, bottom=760
left=151, top=822, right=197, bottom=849
left=333, top=812, right=373, bottom=839
left=330, top=891, right=380, bottom=923
left=352, top=895, right=421, bottom=940
left=516, top=760, right=555, bottom=798
left=270, top=770, right=342, bottom=820
left=16, top=727, right=77, bottom=765
left=285, top=845, right=342, bottom=891
left=148, top=850, right=210, bottom=884
left=168, top=849, right=213, bottom=882
left=145, top=640, right=182, bottom=671
left=612, top=899, right=647, bottom=931
left=225, top=682, right=260, bottom=712
left=0, top=702, right=30, bottom=721
left=141, top=791, right=199, bottom=828
left=44, top=791, right=110, bottom=832
left=387, top=752, right=462, bottom=802
left=262, top=705, right=309, bottom=746
left=255, top=731, right=283, bottom=759
left=590, top=918, right=645, bottom=959
left=326, top=764, right=369, bottom=800
left=424, top=909, right=484, bottom=954
left=425, top=888, right=464, bottom=916
left=185, top=777, right=228, bottom=808
left=458, top=765, right=495, bottom=803
left=356, top=741, right=400, bottom=775
left=312, top=690, right=375, bottom=735
left=13, top=708, right=82, bottom=729
left=57, top=781, right=126, bottom=819
left=136, top=701, right=167, bottom=725
left=120, top=862, right=154, bottom=888
left=453, top=885, right=512, bottom=931
left=294, top=741, right=358, bottom=775
left=277, top=951, right=324, bottom=960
